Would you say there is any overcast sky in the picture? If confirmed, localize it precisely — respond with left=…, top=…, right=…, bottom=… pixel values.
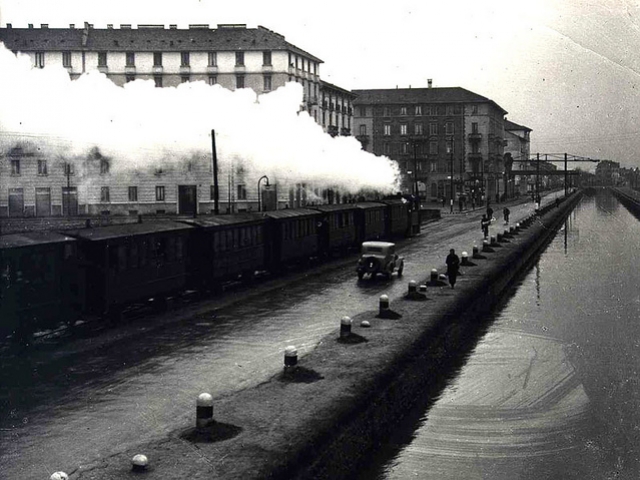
left=2, top=0, right=640, bottom=170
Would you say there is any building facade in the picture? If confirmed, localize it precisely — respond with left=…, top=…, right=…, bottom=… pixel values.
left=352, top=86, right=507, bottom=205
left=0, top=23, right=360, bottom=217
left=503, top=118, right=532, bottom=196
left=0, top=22, right=325, bottom=121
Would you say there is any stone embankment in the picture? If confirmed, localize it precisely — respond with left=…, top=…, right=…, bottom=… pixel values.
left=71, top=191, right=582, bottom=480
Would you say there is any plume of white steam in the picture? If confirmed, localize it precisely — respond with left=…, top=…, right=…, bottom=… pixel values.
left=0, top=43, right=400, bottom=195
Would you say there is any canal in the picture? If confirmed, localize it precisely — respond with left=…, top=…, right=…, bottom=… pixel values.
left=359, top=189, right=640, bottom=479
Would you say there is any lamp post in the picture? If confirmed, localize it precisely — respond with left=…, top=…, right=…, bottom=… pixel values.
left=257, top=175, right=270, bottom=212
left=412, top=139, right=419, bottom=209
left=448, top=136, right=454, bottom=213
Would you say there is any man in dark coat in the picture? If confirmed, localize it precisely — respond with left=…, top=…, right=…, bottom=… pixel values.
left=481, top=214, right=490, bottom=239
left=446, top=248, right=461, bottom=289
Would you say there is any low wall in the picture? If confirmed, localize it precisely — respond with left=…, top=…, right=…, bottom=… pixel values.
left=74, top=191, right=583, bottom=480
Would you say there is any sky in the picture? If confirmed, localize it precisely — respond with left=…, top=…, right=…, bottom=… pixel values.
left=2, top=0, right=640, bottom=171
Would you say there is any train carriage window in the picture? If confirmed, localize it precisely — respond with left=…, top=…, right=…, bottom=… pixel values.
left=64, top=243, right=75, bottom=260
left=226, top=230, right=233, bottom=250
left=108, top=245, right=118, bottom=272
left=213, top=231, right=220, bottom=252
left=256, top=226, right=263, bottom=244
left=118, top=244, right=127, bottom=272
left=166, top=237, right=176, bottom=262
left=282, top=223, right=288, bottom=240
left=129, top=241, right=139, bottom=269
left=176, top=237, right=184, bottom=260
left=155, top=238, right=166, bottom=262
left=140, top=240, right=148, bottom=267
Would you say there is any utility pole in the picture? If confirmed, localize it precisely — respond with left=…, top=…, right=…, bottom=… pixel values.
left=211, top=129, right=219, bottom=215
left=449, top=136, right=454, bottom=213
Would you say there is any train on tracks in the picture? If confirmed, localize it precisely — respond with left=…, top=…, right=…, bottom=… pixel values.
left=1, top=199, right=418, bottom=342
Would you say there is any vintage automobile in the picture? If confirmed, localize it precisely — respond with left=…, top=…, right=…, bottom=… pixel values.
left=356, top=241, right=404, bottom=280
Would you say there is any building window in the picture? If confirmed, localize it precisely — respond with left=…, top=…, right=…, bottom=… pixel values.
left=263, top=74, right=272, bottom=91
left=400, top=106, right=407, bottom=115
left=100, top=187, right=110, bottom=203
left=359, top=125, right=367, bottom=135
left=37, top=160, right=48, bottom=175
left=100, top=159, right=110, bottom=174
left=155, top=186, right=165, bottom=201
left=383, top=124, right=391, bottom=136
left=414, top=123, right=423, bottom=135
left=383, top=142, right=390, bottom=154
left=62, top=51, right=72, bottom=68
left=128, top=186, right=138, bottom=202
left=125, top=75, right=135, bottom=83
left=208, top=51, right=217, bottom=66
left=429, top=141, right=438, bottom=155
left=64, top=163, right=74, bottom=175
left=236, top=51, right=244, bottom=66
left=237, top=184, right=247, bottom=200
left=10, top=159, right=20, bottom=175
left=400, top=124, right=408, bottom=136
left=98, top=52, right=107, bottom=67
left=34, top=51, right=45, bottom=68
left=153, top=52, right=162, bottom=67
left=181, top=75, right=190, bottom=84
left=383, top=106, right=391, bottom=116
left=236, top=75, right=245, bottom=89
left=181, top=51, right=190, bottom=67
left=126, top=52, right=135, bottom=67
left=263, top=51, right=272, bottom=66
left=429, top=123, right=437, bottom=135
left=415, top=105, right=422, bottom=115
left=401, top=142, right=409, bottom=154
left=154, top=76, right=163, bottom=88
left=446, top=106, right=453, bottom=115
left=208, top=76, right=217, bottom=86
left=472, top=105, right=478, bottom=114
left=472, top=122, right=479, bottom=133
left=445, top=122, right=454, bottom=135
left=358, top=106, right=367, bottom=116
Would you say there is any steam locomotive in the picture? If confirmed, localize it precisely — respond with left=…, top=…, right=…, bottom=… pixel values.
left=0, top=199, right=417, bottom=342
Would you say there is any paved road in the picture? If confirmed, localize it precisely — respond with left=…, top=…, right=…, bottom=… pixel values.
left=0, top=193, right=560, bottom=479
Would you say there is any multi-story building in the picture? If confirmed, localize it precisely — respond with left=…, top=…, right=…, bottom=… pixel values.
left=352, top=84, right=507, bottom=205
left=504, top=118, right=532, bottom=196
left=319, top=81, right=355, bottom=137
left=0, top=22, right=324, bottom=119
left=595, top=160, right=621, bottom=186
left=0, top=23, right=359, bottom=217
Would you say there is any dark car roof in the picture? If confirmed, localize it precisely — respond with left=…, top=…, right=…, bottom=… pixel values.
left=263, top=208, right=320, bottom=219
left=0, top=231, right=76, bottom=249
left=64, top=221, right=193, bottom=241
left=181, top=213, right=266, bottom=228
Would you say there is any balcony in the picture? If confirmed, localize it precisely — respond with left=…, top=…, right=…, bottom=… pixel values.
left=468, top=152, right=483, bottom=160
left=340, top=127, right=351, bottom=136
left=468, top=132, right=482, bottom=142
left=125, top=65, right=136, bottom=75
left=327, top=125, right=339, bottom=137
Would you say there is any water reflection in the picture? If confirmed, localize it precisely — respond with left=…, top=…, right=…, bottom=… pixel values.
left=362, top=190, right=640, bottom=479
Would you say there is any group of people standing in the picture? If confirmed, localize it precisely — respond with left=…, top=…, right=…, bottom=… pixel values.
left=480, top=205, right=511, bottom=240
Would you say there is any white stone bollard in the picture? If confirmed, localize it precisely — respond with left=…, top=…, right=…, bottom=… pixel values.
left=379, top=294, right=390, bottom=314
left=196, top=393, right=214, bottom=429
left=131, top=454, right=149, bottom=472
left=50, top=473, right=69, bottom=480
left=340, top=316, right=352, bottom=338
left=284, top=345, right=298, bottom=368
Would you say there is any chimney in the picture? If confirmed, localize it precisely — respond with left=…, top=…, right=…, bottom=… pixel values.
left=107, top=24, right=113, bottom=29
left=69, top=24, right=75, bottom=29
left=6, top=23, right=12, bottom=29
left=428, top=79, right=433, bottom=88
left=41, top=24, right=49, bottom=28
left=169, top=24, right=177, bottom=29
left=28, top=24, right=34, bottom=29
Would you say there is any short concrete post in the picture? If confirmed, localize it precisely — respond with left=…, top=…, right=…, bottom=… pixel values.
left=284, top=345, right=298, bottom=368
left=515, top=222, right=520, bottom=231
left=131, top=454, right=149, bottom=473
left=461, top=251, right=472, bottom=266
left=419, top=284, right=427, bottom=293
left=472, top=245, right=480, bottom=258
left=50, top=473, right=69, bottom=480
left=490, top=236, right=497, bottom=246
left=430, top=269, right=438, bottom=283
left=196, top=393, right=214, bottom=429
left=340, top=316, right=352, bottom=338
left=379, top=294, right=390, bottom=315
left=496, top=232, right=503, bottom=242
left=408, top=280, right=417, bottom=295
left=482, top=239, right=494, bottom=252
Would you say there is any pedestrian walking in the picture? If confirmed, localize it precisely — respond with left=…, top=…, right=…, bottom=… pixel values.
left=481, top=214, right=490, bottom=239
left=446, top=248, right=460, bottom=289
left=486, top=205, right=494, bottom=222
left=503, top=206, right=510, bottom=224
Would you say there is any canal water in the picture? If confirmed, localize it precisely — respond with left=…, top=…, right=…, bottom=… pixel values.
left=360, top=189, right=640, bottom=480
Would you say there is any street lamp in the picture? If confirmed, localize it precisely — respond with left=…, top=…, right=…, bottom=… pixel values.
left=412, top=139, right=420, bottom=209
left=447, top=137, right=454, bottom=213
left=257, top=175, right=270, bottom=212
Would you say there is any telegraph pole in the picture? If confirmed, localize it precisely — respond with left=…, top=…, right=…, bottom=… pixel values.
left=211, top=129, right=219, bottom=215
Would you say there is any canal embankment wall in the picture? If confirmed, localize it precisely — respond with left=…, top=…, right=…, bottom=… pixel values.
left=75, top=191, right=583, bottom=480
left=611, top=187, right=640, bottom=218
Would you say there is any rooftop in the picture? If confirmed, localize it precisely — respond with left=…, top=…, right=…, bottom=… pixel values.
left=0, top=23, right=323, bottom=62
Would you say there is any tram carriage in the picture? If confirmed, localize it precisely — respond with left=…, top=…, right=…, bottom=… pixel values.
left=263, top=208, right=321, bottom=268
left=354, top=202, right=387, bottom=244
left=311, top=204, right=358, bottom=256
